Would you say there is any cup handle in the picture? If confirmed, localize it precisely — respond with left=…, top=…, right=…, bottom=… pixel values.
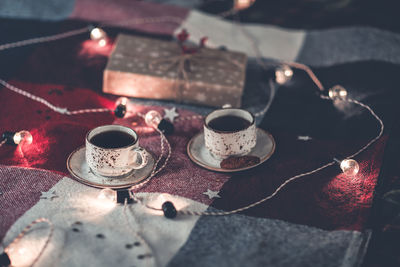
left=131, top=147, right=150, bottom=170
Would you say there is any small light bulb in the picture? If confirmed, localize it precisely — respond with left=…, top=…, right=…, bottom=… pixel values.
left=2, top=131, right=33, bottom=146
left=144, top=110, right=174, bottom=134
left=17, top=248, right=26, bottom=255
left=328, top=86, right=348, bottom=100
left=116, top=97, right=128, bottom=107
left=233, top=0, right=256, bottom=10
left=275, top=65, right=293, bottom=85
left=13, top=131, right=33, bottom=145
left=340, top=159, right=359, bottom=176
left=144, top=110, right=174, bottom=135
left=145, top=110, right=162, bottom=128
left=98, top=188, right=116, bottom=202
left=90, top=27, right=108, bottom=46
left=98, top=39, right=107, bottom=47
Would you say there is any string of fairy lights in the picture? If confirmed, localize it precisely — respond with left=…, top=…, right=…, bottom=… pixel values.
left=0, top=0, right=385, bottom=266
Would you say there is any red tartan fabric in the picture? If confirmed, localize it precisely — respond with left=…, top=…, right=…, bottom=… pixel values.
left=0, top=81, right=115, bottom=174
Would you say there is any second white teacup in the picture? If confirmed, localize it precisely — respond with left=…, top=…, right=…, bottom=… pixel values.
left=85, top=125, right=149, bottom=177
left=204, top=108, right=257, bottom=159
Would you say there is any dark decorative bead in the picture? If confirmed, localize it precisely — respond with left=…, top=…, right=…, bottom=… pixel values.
left=96, top=233, right=105, bottom=239
left=2, top=131, right=16, bottom=145
left=125, top=244, right=133, bottom=249
left=162, top=201, right=177, bottom=219
left=133, top=242, right=141, bottom=246
left=157, top=119, right=174, bottom=135
left=218, top=45, right=228, bottom=51
left=0, top=252, right=11, bottom=267
left=72, top=228, right=80, bottom=232
left=116, top=190, right=134, bottom=204
left=114, top=104, right=127, bottom=118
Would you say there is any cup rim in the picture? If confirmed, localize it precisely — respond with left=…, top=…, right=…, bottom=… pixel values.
left=204, top=108, right=255, bottom=134
left=86, top=124, right=138, bottom=150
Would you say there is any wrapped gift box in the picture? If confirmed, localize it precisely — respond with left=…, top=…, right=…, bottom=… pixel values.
left=103, top=34, right=247, bottom=108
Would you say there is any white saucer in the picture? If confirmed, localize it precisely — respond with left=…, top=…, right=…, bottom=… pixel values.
left=187, top=128, right=275, bottom=173
left=67, top=146, right=155, bottom=189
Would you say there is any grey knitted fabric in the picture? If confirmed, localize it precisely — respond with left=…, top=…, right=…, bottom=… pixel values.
left=0, top=0, right=74, bottom=20
left=168, top=210, right=369, bottom=267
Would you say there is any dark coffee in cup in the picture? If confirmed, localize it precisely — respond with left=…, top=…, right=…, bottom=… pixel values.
left=204, top=108, right=257, bottom=159
left=86, top=125, right=150, bottom=177
left=90, top=130, right=136, bottom=149
left=207, top=115, right=251, bottom=132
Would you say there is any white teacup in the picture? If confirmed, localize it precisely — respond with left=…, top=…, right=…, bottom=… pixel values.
left=204, top=108, right=257, bottom=159
left=85, top=125, right=149, bottom=177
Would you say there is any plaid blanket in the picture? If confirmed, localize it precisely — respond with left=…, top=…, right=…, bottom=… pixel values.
left=1, top=1, right=399, bottom=266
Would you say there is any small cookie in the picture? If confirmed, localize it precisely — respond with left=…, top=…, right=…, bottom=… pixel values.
left=220, top=155, right=260, bottom=169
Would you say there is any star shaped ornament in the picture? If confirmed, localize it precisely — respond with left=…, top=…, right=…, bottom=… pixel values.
left=164, top=107, right=179, bottom=122
left=203, top=189, right=221, bottom=199
left=40, top=190, right=58, bottom=200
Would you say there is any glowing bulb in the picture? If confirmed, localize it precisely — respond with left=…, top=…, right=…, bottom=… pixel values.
left=90, top=27, right=108, bottom=46
left=98, top=188, right=116, bottom=202
left=144, top=110, right=174, bottom=134
left=234, top=0, right=256, bottom=10
left=222, top=104, right=232, bottom=109
left=329, top=86, right=348, bottom=100
left=98, top=39, right=107, bottom=47
left=17, top=248, right=26, bottom=255
left=275, top=65, right=293, bottom=85
left=116, top=97, right=128, bottom=107
left=2, top=130, right=33, bottom=146
left=145, top=110, right=162, bottom=128
left=90, top=27, right=106, bottom=40
left=13, top=131, right=33, bottom=145
left=340, top=159, right=359, bottom=176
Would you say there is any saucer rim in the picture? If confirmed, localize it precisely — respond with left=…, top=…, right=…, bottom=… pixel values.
left=187, top=128, right=276, bottom=173
left=67, top=146, right=155, bottom=189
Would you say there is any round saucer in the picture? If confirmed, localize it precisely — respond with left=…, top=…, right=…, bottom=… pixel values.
left=67, top=146, right=155, bottom=189
left=187, top=128, right=275, bottom=173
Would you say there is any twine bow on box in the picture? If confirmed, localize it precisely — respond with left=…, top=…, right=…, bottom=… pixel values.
left=148, top=29, right=245, bottom=103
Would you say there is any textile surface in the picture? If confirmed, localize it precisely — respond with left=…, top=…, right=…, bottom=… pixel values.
left=1, top=1, right=399, bottom=266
